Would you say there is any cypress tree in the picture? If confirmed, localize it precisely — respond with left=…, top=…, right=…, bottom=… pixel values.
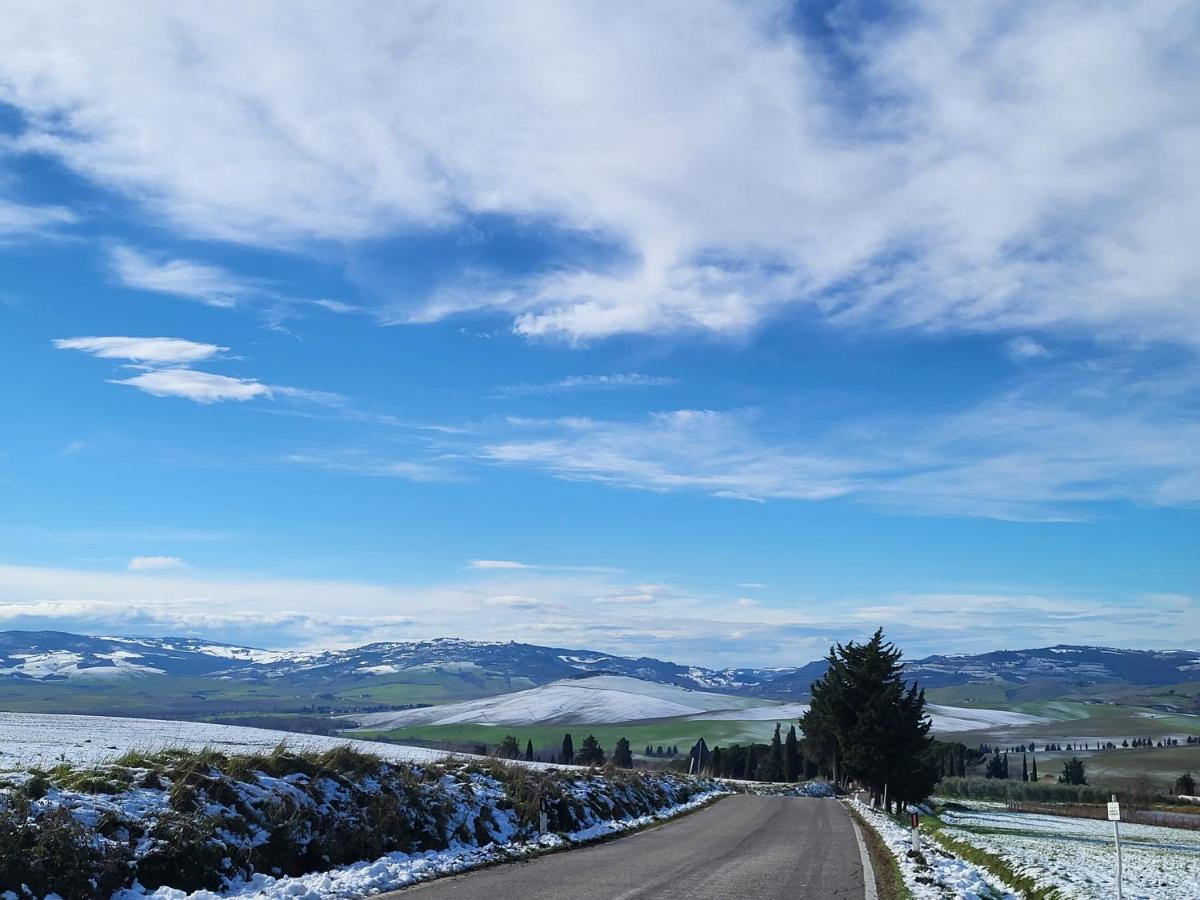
left=784, top=725, right=801, bottom=782
left=759, top=723, right=785, bottom=782
left=578, top=734, right=605, bottom=766
left=1030, top=756, right=1038, bottom=781
left=525, top=739, right=534, bottom=762
left=496, top=735, right=520, bottom=759
left=800, top=629, right=934, bottom=806
left=561, top=733, right=575, bottom=765
left=614, top=737, right=633, bottom=768
left=743, top=744, right=759, bottom=780
left=1021, top=754, right=1028, bottom=782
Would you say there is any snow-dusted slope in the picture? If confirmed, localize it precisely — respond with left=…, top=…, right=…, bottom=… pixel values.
left=354, top=676, right=1048, bottom=733
left=0, top=711, right=451, bottom=768
left=354, top=675, right=770, bottom=728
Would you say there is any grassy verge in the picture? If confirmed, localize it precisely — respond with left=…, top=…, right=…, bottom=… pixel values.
left=844, top=802, right=913, bottom=900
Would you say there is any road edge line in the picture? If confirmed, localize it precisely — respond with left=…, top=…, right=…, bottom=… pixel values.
left=850, top=815, right=880, bottom=900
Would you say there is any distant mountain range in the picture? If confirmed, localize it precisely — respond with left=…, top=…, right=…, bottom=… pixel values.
left=1, top=630, right=1197, bottom=698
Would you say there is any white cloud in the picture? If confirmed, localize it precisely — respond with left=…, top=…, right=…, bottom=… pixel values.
left=1007, top=336, right=1049, bottom=360
left=496, top=373, right=677, bottom=396
left=127, top=555, right=186, bottom=571
left=112, top=368, right=271, bottom=403
left=0, top=562, right=1190, bottom=663
left=0, top=4, right=1196, bottom=344
left=109, top=245, right=249, bottom=307
left=282, top=453, right=458, bottom=482
left=54, top=335, right=227, bottom=364
left=469, top=559, right=534, bottom=570
left=735, top=598, right=761, bottom=607
left=475, top=363, right=1200, bottom=520
left=0, top=197, right=76, bottom=237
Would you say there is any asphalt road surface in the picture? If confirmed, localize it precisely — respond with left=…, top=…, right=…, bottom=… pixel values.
left=387, top=795, right=872, bottom=899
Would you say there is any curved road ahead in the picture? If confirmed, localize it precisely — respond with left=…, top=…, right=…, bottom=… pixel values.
left=388, top=795, right=872, bottom=899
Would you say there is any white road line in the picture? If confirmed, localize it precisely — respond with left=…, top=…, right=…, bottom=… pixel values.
left=850, top=813, right=879, bottom=900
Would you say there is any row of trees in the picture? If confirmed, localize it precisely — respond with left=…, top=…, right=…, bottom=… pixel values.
left=493, top=733, right=636, bottom=767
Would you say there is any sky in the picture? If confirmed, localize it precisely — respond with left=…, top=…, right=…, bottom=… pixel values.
left=0, top=1, right=1197, bottom=667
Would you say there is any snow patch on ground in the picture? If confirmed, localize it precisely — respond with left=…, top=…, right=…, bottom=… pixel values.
left=0, top=712, right=452, bottom=769
left=939, top=804, right=1200, bottom=899
left=114, top=790, right=727, bottom=899
left=850, top=798, right=1018, bottom=900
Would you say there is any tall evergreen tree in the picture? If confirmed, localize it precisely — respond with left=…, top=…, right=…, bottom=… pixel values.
left=784, top=725, right=802, bottom=782
left=743, top=744, right=759, bottom=780
left=613, top=737, right=633, bottom=768
left=577, top=734, right=606, bottom=766
left=525, top=739, right=534, bottom=762
left=561, top=733, right=575, bottom=765
left=1030, top=755, right=1038, bottom=781
left=1021, top=754, right=1029, bottom=782
left=800, top=629, right=934, bottom=808
left=1060, top=757, right=1087, bottom=785
left=758, top=723, right=786, bottom=782
left=496, top=735, right=521, bottom=759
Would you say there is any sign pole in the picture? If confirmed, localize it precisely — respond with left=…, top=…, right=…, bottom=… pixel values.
left=1108, top=794, right=1123, bottom=900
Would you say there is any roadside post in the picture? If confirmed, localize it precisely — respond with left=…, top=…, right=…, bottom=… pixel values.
left=909, top=808, right=921, bottom=853
left=1108, top=795, right=1122, bottom=899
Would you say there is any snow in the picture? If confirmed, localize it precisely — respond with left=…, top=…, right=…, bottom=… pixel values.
left=0, top=650, right=166, bottom=680
left=939, top=804, right=1200, bottom=899
left=352, top=674, right=769, bottom=729
left=923, top=704, right=1048, bottom=732
left=351, top=675, right=1048, bottom=736
left=112, top=789, right=727, bottom=899
left=0, top=712, right=452, bottom=769
left=851, top=798, right=1018, bottom=899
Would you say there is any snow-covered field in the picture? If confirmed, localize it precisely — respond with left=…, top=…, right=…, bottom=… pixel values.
left=353, top=674, right=769, bottom=729
left=940, top=804, right=1200, bottom=899
left=0, top=711, right=450, bottom=769
left=850, top=798, right=1017, bottom=899
left=352, top=673, right=1048, bottom=735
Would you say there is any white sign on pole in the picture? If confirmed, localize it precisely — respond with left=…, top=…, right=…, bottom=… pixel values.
left=1110, top=794, right=1124, bottom=900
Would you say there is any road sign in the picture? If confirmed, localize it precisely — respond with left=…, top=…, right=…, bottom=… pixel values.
left=1110, top=794, right=1124, bottom=900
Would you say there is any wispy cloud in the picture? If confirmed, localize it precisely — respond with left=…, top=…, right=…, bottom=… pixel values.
left=1007, top=337, right=1049, bottom=360
left=495, top=374, right=677, bottom=397
left=3, top=5, right=1196, bottom=344
left=281, top=452, right=458, bottom=483
left=56, top=335, right=345, bottom=407
left=0, top=198, right=77, bottom=239
left=112, top=368, right=270, bottom=403
left=128, top=555, right=187, bottom=571
left=55, top=336, right=228, bottom=365
left=468, top=559, right=534, bottom=570
left=110, top=245, right=248, bottom=308
left=473, top=362, right=1200, bottom=520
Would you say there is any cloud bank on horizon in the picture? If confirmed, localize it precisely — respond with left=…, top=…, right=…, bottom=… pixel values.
left=0, top=1, right=1195, bottom=663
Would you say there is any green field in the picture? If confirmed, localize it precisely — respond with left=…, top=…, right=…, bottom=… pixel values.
left=0, top=668, right=529, bottom=721
left=356, top=717, right=792, bottom=757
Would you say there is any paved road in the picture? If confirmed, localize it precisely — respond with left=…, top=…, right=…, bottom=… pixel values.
left=387, top=795, right=871, bottom=899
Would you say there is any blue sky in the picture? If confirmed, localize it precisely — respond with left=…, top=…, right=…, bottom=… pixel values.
left=0, top=1, right=1196, bottom=666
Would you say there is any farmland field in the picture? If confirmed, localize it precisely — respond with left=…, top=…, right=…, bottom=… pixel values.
left=938, top=803, right=1200, bottom=899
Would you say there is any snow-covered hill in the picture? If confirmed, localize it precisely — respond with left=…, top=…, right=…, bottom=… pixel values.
left=354, top=675, right=770, bottom=728
left=1, top=630, right=1196, bottom=698
left=352, top=674, right=1048, bottom=734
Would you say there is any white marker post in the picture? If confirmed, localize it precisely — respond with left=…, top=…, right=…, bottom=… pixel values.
left=909, top=809, right=921, bottom=854
left=1108, top=795, right=1123, bottom=900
